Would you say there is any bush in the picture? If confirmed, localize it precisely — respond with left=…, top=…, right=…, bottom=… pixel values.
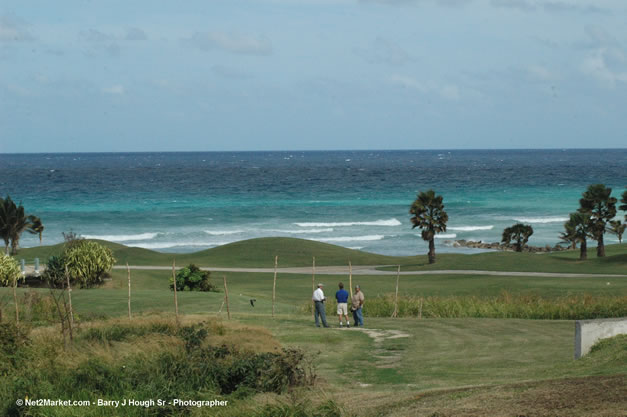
left=60, top=241, right=115, bottom=288
left=0, top=253, right=21, bottom=287
left=170, top=264, right=217, bottom=292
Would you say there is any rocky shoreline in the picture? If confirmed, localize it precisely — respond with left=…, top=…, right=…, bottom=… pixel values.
left=447, top=239, right=571, bottom=253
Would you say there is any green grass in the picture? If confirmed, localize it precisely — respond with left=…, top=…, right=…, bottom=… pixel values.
left=3, top=265, right=626, bottom=321
left=15, top=237, right=627, bottom=274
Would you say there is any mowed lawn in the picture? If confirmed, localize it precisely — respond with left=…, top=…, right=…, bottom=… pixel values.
left=15, top=237, right=627, bottom=274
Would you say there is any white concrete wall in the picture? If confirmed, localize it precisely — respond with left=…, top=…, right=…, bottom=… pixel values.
left=575, top=317, right=627, bottom=359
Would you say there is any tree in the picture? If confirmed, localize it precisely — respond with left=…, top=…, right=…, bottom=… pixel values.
left=563, top=212, right=592, bottom=260
left=559, top=221, right=578, bottom=250
left=609, top=220, right=625, bottom=244
left=620, top=189, right=627, bottom=222
left=0, top=196, right=44, bottom=255
left=63, top=241, right=116, bottom=288
left=501, top=223, right=534, bottom=252
left=170, top=264, right=217, bottom=292
left=409, top=190, right=448, bottom=264
left=578, top=184, right=617, bottom=257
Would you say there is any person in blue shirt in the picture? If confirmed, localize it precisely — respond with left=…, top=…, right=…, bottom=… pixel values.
left=335, top=282, right=350, bottom=327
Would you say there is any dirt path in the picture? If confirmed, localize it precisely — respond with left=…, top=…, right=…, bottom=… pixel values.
left=333, top=327, right=411, bottom=369
left=110, top=265, right=627, bottom=278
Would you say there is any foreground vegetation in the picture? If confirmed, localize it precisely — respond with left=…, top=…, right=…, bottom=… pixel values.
left=1, top=237, right=625, bottom=416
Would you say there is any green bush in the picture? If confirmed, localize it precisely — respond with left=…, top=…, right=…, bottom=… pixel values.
left=42, top=241, right=115, bottom=288
left=170, top=264, right=217, bottom=292
left=0, top=253, right=21, bottom=287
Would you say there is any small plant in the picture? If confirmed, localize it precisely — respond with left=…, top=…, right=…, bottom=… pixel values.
left=63, top=241, right=115, bottom=288
left=170, top=264, right=217, bottom=292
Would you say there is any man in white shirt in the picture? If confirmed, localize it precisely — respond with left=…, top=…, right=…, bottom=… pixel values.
left=312, top=283, right=329, bottom=328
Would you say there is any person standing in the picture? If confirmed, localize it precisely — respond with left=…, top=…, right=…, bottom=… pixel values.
left=351, top=285, right=364, bottom=327
left=312, top=283, right=329, bottom=328
left=335, top=282, right=350, bottom=327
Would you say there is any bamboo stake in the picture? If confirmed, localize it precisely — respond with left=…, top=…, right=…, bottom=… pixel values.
left=172, top=259, right=179, bottom=327
left=391, top=265, right=400, bottom=318
left=272, top=255, right=278, bottom=318
left=65, top=265, right=74, bottom=327
left=349, top=260, right=353, bottom=297
left=311, top=256, right=315, bottom=318
left=223, top=275, right=231, bottom=320
left=12, top=275, right=19, bottom=324
left=127, top=262, right=132, bottom=320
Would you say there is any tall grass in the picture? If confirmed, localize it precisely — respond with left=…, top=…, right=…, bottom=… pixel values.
left=305, top=292, right=627, bottom=320
left=0, top=317, right=316, bottom=417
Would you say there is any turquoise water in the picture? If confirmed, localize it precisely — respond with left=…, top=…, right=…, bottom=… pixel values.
left=1, top=150, right=625, bottom=255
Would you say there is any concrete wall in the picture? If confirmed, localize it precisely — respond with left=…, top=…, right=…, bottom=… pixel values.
left=575, top=317, right=627, bottom=359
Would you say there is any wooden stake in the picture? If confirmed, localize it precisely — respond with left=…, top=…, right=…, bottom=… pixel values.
left=272, top=255, right=278, bottom=318
left=12, top=275, right=19, bottom=324
left=65, top=265, right=74, bottom=327
left=312, top=256, right=315, bottom=318
left=418, top=297, right=423, bottom=320
left=172, top=259, right=179, bottom=326
left=127, top=262, right=132, bottom=320
left=349, top=260, right=353, bottom=297
left=391, top=265, right=400, bottom=318
left=223, top=275, right=231, bottom=320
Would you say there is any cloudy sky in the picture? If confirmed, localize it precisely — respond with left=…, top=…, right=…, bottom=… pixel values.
left=1, top=0, right=626, bottom=152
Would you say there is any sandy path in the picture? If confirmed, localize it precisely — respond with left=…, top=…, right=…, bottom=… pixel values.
left=110, top=265, right=627, bottom=278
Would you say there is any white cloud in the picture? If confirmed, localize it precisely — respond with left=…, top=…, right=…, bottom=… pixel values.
left=124, top=27, right=147, bottom=41
left=355, top=37, right=411, bottom=66
left=102, top=85, right=125, bottom=95
left=527, top=65, right=554, bottom=81
left=187, top=31, right=272, bottom=55
left=0, top=15, right=34, bottom=41
left=581, top=48, right=627, bottom=87
left=388, top=74, right=461, bottom=100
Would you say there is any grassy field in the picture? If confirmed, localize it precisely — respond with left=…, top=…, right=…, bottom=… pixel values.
left=2, top=238, right=626, bottom=416
left=15, top=237, right=627, bottom=274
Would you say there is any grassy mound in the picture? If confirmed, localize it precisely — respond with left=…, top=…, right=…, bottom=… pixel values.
left=16, top=238, right=626, bottom=274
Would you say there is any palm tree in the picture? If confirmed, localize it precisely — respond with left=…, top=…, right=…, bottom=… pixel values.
left=559, top=220, right=578, bottom=249
left=564, top=212, right=592, bottom=260
left=609, top=220, right=625, bottom=244
left=620, top=189, right=627, bottom=222
left=0, top=196, right=44, bottom=255
left=578, top=184, right=617, bottom=257
left=409, top=189, right=448, bottom=264
left=501, top=223, right=533, bottom=252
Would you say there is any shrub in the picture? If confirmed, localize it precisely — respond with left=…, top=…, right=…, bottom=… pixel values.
left=170, top=264, right=217, bottom=292
left=63, top=241, right=115, bottom=288
left=0, top=253, right=21, bottom=287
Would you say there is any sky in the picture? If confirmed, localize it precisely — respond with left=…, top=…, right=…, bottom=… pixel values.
left=1, top=0, right=626, bottom=152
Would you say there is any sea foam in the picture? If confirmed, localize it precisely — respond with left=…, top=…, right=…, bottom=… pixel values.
left=447, top=225, right=494, bottom=231
left=81, top=232, right=160, bottom=242
left=434, top=233, right=457, bottom=239
left=294, top=218, right=401, bottom=227
left=314, top=235, right=385, bottom=242
left=513, top=216, right=568, bottom=224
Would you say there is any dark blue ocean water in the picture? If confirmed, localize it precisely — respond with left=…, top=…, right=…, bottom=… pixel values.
left=1, top=149, right=625, bottom=255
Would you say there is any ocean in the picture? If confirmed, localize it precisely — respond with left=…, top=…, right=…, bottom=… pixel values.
left=1, top=149, right=625, bottom=256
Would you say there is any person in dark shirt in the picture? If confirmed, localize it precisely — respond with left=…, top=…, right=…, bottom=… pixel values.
left=335, top=282, right=350, bottom=327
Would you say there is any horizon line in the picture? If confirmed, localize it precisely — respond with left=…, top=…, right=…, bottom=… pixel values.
left=2, top=147, right=627, bottom=155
